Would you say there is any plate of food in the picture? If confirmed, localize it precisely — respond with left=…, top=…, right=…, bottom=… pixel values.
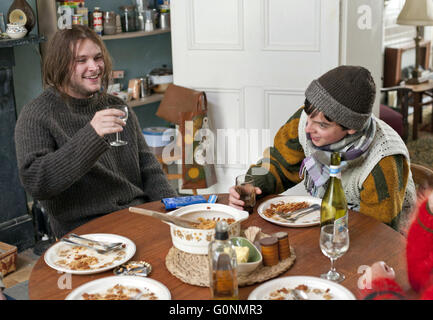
left=248, top=276, right=356, bottom=300
left=257, top=195, right=321, bottom=227
left=44, top=233, right=136, bottom=275
left=65, top=276, right=171, bottom=300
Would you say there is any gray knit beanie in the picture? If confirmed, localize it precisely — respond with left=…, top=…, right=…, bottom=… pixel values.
left=304, top=65, right=376, bottom=131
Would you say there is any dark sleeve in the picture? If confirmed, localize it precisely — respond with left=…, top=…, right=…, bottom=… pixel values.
left=15, top=108, right=109, bottom=200
left=247, top=107, right=305, bottom=196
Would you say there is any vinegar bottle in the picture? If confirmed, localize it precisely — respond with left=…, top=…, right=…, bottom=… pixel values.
left=208, top=221, right=238, bottom=300
left=320, top=152, right=348, bottom=230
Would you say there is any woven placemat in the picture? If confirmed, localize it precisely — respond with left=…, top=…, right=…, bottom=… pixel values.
left=165, top=229, right=296, bottom=287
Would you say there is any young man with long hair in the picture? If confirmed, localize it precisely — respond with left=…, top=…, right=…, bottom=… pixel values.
left=15, top=26, right=177, bottom=238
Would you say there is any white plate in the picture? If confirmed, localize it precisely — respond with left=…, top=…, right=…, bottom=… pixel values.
left=257, top=195, right=321, bottom=228
left=44, top=233, right=136, bottom=275
left=248, top=276, right=356, bottom=300
left=65, top=276, right=171, bottom=300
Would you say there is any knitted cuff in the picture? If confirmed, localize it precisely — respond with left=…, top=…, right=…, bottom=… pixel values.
left=305, top=80, right=371, bottom=131
left=359, top=278, right=405, bottom=300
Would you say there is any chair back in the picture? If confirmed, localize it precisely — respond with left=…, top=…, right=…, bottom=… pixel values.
left=411, top=163, right=433, bottom=193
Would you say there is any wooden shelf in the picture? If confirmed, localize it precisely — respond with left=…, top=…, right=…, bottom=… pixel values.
left=102, top=28, right=170, bottom=41
left=127, top=93, right=164, bottom=108
left=0, top=34, right=45, bottom=48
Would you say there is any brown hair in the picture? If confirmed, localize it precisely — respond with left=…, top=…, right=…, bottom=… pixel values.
left=43, top=25, right=112, bottom=94
left=304, top=98, right=348, bottom=130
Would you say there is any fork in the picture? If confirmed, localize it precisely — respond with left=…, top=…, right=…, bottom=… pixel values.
left=276, top=204, right=320, bottom=219
left=60, top=238, right=112, bottom=254
left=69, top=233, right=123, bottom=251
left=284, top=209, right=318, bottom=223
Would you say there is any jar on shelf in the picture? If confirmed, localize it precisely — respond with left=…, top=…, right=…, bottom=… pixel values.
left=119, top=5, right=137, bottom=32
left=103, top=11, right=117, bottom=35
left=93, top=7, right=103, bottom=35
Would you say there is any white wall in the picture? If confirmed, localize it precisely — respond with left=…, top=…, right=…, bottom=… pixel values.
left=340, top=0, right=384, bottom=117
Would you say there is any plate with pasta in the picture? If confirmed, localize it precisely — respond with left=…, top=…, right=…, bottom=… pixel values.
left=257, top=195, right=322, bottom=227
left=65, top=276, right=171, bottom=300
left=44, top=233, right=136, bottom=275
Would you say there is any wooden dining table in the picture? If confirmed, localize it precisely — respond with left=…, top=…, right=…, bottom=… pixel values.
left=28, top=194, right=413, bottom=300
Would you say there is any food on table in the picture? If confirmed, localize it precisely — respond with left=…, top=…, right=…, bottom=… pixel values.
left=194, top=217, right=236, bottom=230
left=225, top=246, right=249, bottom=264
left=55, top=243, right=126, bottom=271
left=263, top=201, right=310, bottom=218
left=266, top=284, right=333, bottom=300
left=82, top=284, right=158, bottom=300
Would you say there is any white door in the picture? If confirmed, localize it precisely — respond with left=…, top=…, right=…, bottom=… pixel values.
left=171, top=0, right=340, bottom=194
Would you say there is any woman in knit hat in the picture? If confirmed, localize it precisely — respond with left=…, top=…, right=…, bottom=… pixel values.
left=229, top=65, right=416, bottom=234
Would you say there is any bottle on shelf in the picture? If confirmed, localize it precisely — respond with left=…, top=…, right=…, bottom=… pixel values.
left=320, top=152, right=348, bottom=231
left=208, top=221, right=238, bottom=300
left=93, top=7, right=103, bottom=36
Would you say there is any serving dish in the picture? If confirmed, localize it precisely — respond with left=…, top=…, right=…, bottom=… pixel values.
left=231, top=237, right=262, bottom=275
left=166, top=203, right=249, bottom=254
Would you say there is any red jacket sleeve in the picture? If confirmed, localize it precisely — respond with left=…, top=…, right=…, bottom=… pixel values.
left=406, top=199, right=433, bottom=293
left=359, top=278, right=406, bottom=300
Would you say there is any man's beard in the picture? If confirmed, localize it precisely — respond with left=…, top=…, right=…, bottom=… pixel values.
left=68, top=78, right=102, bottom=98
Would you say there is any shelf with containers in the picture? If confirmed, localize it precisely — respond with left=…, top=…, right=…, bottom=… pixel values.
left=36, top=0, right=173, bottom=127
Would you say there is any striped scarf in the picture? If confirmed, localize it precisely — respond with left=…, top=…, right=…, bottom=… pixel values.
left=300, top=117, right=376, bottom=197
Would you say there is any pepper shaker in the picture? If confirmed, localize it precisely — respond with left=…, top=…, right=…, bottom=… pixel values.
left=273, top=232, right=291, bottom=260
left=259, top=236, right=279, bottom=266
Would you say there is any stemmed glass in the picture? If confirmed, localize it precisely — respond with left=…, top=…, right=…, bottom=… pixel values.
left=108, top=104, right=129, bottom=147
left=319, top=224, right=349, bottom=282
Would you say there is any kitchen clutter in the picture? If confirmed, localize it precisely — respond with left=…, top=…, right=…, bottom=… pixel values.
left=108, top=65, right=173, bottom=103
left=55, top=0, right=170, bottom=35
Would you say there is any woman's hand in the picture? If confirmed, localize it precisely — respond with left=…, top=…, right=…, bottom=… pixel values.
left=228, top=186, right=262, bottom=211
left=358, top=261, right=395, bottom=289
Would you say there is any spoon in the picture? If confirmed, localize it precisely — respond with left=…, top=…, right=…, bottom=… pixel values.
left=129, top=207, right=199, bottom=228
left=291, top=289, right=309, bottom=300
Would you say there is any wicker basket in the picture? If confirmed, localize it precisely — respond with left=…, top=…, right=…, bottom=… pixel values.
left=0, top=242, right=17, bottom=276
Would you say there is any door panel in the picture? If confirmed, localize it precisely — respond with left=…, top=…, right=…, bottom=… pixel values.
left=171, top=0, right=340, bottom=193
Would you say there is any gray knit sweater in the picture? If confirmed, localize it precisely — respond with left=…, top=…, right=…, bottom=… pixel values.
left=15, top=87, right=177, bottom=238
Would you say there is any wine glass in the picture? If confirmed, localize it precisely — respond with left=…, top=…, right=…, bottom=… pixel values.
left=319, top=224, right=349, bottom=282
left=108, top=104, right=129, bottom=147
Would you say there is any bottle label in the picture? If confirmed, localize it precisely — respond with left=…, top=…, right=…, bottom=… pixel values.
left=333, top=214, right=348, bottom=240
left=329, top=165, right=341, bottom=178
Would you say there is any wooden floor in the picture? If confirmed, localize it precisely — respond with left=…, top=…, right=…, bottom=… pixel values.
left=3, top=249, right=39, bottom=289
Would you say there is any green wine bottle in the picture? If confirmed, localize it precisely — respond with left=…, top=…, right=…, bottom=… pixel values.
left=320, top=152, right=348, bottom=230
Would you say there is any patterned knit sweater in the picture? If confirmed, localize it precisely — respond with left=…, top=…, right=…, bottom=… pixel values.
left=15, top=87, right=177, bottom=238
left=248, top=107, right=414, bottom=233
